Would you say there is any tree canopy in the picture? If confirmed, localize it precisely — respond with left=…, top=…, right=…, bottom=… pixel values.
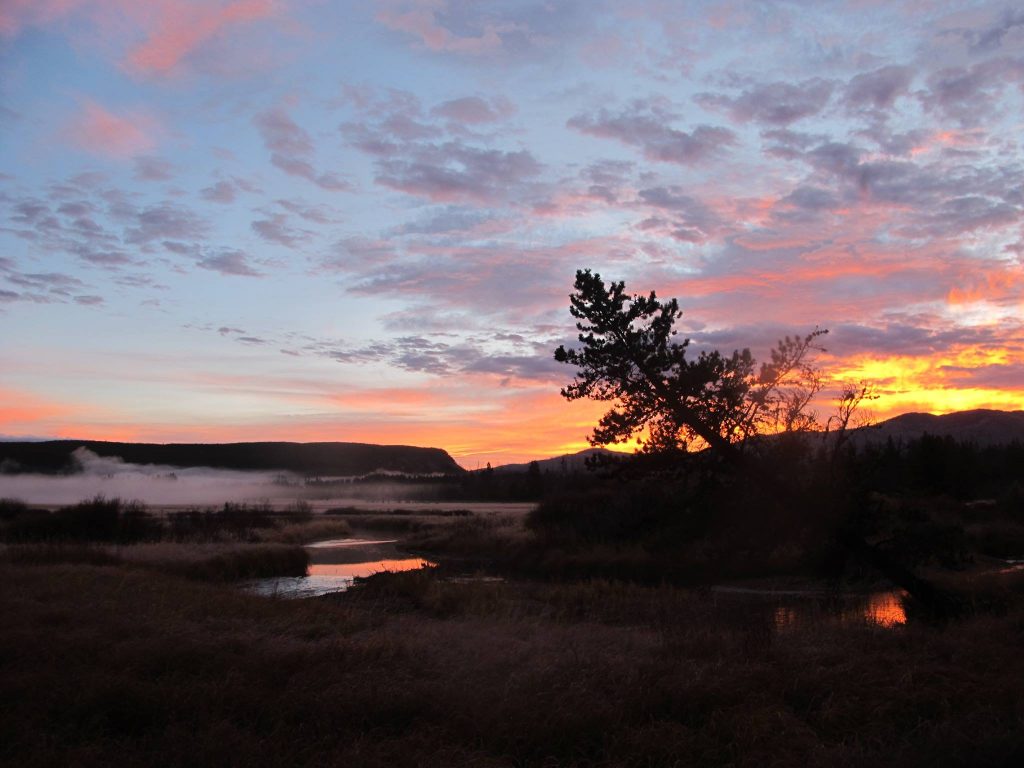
left=554, top=269, right=827, bottom=459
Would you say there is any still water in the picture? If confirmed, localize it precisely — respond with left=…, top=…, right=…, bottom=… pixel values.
left=249, top=537, right=909, bottom=630
left=772, top=590, right=907, bottom=629
left=712, top=585, right=908, bottom=629
left=246, top=536, right=434, bottom=599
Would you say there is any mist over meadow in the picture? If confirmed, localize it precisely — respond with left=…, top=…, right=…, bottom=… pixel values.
left=0, top=448, right=297, bottom=507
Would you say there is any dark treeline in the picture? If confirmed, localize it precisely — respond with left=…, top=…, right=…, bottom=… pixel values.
left=854, top=433, right=1024, bottom=499
left=0, top=440, right=463, bottom=476
left=308, top=461, right=597, bottom=502
left=423, top=434, right=1024, bottom=602
left=334, top=434, right=1024, bottom=505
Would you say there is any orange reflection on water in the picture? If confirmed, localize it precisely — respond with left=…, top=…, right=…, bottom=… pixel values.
left=773, top=590, right=907, bottom=630
left=861, top=591, right=907, bottom=627
left=308, top=559, right=432, bottom=579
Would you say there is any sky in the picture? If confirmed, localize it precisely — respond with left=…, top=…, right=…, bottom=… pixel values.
left=1, top=0, right=1022, bottom=468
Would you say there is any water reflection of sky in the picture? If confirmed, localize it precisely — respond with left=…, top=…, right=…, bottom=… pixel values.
left=773, top=591, right=907, bottom=630
left=246, top=537, right=434, bottom=599
left=859, top=592, right=908, bottom=628
left=309, top=560, right=432, bottom=579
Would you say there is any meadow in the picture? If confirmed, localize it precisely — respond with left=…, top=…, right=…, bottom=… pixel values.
left=2, top=554, right=1023, bottom=767
left=2, top=482, right=1024, bottom=767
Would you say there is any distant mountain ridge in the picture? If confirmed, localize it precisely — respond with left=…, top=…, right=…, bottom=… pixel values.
left=495, top=409, right=1024, bottom=471
left=0, top=440, right=464, bottom=476
left=493, top=448, right=624, bottom=473
left=851, top=409, right=1024, bottom=447
left=3, top=410, right=1020, bottom=478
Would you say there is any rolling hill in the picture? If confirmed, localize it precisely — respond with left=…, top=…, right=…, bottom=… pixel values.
left=492, top=447, right=622, bottom=474
left=851, top=409, right=1024, bottom=447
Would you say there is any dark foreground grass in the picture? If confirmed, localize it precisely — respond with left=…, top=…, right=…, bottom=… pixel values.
left=2, top=562, right=1023, bottom=767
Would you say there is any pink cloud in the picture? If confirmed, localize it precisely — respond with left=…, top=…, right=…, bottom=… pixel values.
left=124, top=0, right=277, bottom=75
left=431, top=95, right=516, bottom=124
left=68, top=100, right=159, bottom=157
left=567, top=101, right=737, bottom=166
left=0, top=1, right=279, bottom=76
left=376, top=1, right=512, bottom=55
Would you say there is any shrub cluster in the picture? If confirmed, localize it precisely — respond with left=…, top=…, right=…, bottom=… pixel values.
left=0, top=497, right=313, bottom=544
left=2, top=496, right=159, bottom=543
left=520, top=436, right=1024, bottom=585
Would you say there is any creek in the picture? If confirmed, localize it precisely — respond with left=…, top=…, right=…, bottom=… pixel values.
left=245, top=535, right=434, bottom=598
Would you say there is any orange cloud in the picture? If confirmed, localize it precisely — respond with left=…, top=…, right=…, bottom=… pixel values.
left=270, top=388, right=621, bottom=468
left=872, top=387, right=1024, bottom=416
left=947, top=263, right=1024, bottom=305
left=68, top=100, right=158, bottom=157
left=824, top=347, right=1024, bottom=420
left=8, top=357, right=1022, bottom=469
left=8, top=384, right=620, bottom=469
left=6, top=343, right=1019, bottom=471
left=327, top=387, right=470, bottom=416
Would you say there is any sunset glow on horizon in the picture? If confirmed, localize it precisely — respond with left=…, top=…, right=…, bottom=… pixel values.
left=2, top=1, right=1022, bottom=468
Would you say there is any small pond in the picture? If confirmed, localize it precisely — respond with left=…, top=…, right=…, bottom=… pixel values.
left=246, top=536, right=434, bottom=599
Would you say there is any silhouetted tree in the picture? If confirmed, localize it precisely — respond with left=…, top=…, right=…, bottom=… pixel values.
left=554, top=269, right=827, bottom=461
left=825, top=381, right=878, bottom=463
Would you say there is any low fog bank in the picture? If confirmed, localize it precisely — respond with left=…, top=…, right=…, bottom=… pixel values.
left=0, top=449, right=301, bottom=507
left=0, top=449, right=469, bottom=508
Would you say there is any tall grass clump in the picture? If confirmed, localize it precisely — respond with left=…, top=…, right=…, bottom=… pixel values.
left=1, top=496, right=161, bottom=543
left=0, top=497, right=336, bottom=545
left=162, top=543, right=310, bottom=581
left=0, top=498, right=29, bottom=520
left=527, top=481, right=688, bottom=546
left=258, top=517, right=352, bottom=544
left=164, top=501, right=277, bottom=541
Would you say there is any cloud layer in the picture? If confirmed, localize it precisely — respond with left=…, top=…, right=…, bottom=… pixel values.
left=1, top=1, right=1022, bottom=465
